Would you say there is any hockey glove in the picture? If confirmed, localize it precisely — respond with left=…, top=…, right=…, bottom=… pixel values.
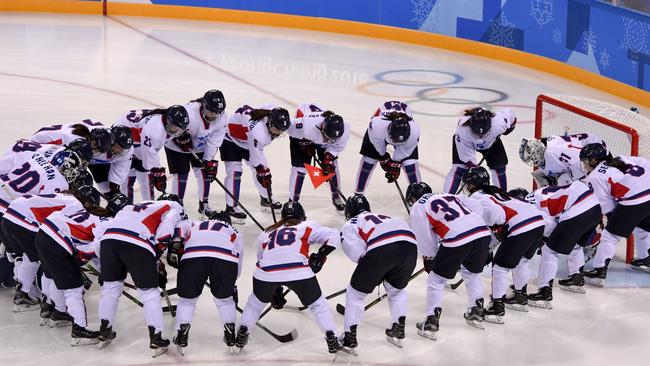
left=299, top=139, right=316, bottom=158
left=149, top=167, right=167, bottom=192
left=173, top=132, right=193, bottom=152
left=108, top=182, right=122, bottom=198
left=203, top=160, right=219, bottom=180
left=81, top=271, right=92, bottom=290
left=490, top=225, right=508, bottom=242
left=321, top=152, right=336, bottom=176
left=308, top=244, right=335, bottom=274
left=255, top=165, right=272, bottom=188
left=107, top=193, right=129, bottom=215
left=166, top=238, right=184, bottom=269
left=271, top=286, right=287, bottom=309
left=422, top=256, right=434, bottom=273
left=233, top=285, right=239, bottom=306
left=380, top=158, right=401, bottom=183
left=157, top=261, right=168, bottom=290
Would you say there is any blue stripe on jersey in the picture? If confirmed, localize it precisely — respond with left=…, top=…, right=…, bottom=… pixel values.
left=508, top=216, right=544, bottom=233
left=0, top=196, right=9, bottom=208
left=105, top=228, right=156, bottom=250
left=184, top=245, right=239, bottom=258
left=43, top=219, right=75, bottom=253
left=257, top=261, right=309, bottom=272
left=622, top=188, right=650, bottom=201
left=366, top=230, right=416, bottom=246
left=574, top=190, right=593, bottom=205
left=442, top=226, right=490, bottom=244
left=5, top=208, right=37, bottom=228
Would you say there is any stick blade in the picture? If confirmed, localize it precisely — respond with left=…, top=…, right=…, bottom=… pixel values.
left=336, top=304, right=346, bottom=315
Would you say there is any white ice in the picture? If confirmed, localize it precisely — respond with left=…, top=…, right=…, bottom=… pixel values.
left=0, top=12, right=648, bottom=366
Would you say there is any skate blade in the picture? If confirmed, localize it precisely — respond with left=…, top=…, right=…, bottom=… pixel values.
left=504, top=303, right=529, bottom=312
left=630, top=265, right=650, bottom=274
left=585, top=278, right=605, bottom=287
left=417, top=329, right=437, bottom=341
left=175, top=344, right=185, bottom=356
left=48, top=320, right=72, bottom=328
left=97, top=340, right=113, bottom=350
left=529, top=300, right=553, bottom=310
left=71, top=337, right=100, bottom=346
left=560, top=285, right=586, bottom=294
left=227, top=346, right=235, bottom=355
left=230, top=217, right=246, bottom=225
left=151, top=346, right=168, bottom=358
left=340, top=346, right=358, bottom=356
left=484, top=315, right=504, bottom=324
left=12, top=304, right=39, bottom=313
left=236, top=346, right=244, bottom=355
left=39, top=317, right=50, bottom=326
left=386, top=336, right=403, bottom=348
left=465, top=319, right=485, bottom=330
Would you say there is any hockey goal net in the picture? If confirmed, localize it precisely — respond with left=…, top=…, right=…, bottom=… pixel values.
left=535, top=94, right=650, bottom=263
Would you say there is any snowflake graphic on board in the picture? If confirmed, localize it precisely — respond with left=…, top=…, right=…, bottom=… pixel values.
left=553, top=28, right=563, bottom=45
left=530, top=0, right=553, bottom=28
left=411, top=0, right=436, bottom=27
left=619, top=17, right=649, bottom=54
left=599, top=49, right=610, bottom=69
left=581, top=28, right=597, bottom=53
left=488, top=13, right=516, bottom=48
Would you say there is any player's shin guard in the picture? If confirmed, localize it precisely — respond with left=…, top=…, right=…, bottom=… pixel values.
left=343, top=284, right=367, bottom=332
left=354, top=157, right=377, bottom=195
left=224, top=162, right=243, bottom=207
left=460, top=265, right=483, bottom=309
left=214, top=296, right=236, bottom=324
left=425, top=272, right=446, bottom=315
left=592, top=229, right=620, bottom=269
left=491, top=264, right=510, bottom=299
left=538, top=245, right=560, bottom=288
left=175, top=296, right=198, bottom=330
left=402, top=159, right=420, bottom=185
left=307, top=296, right=337, bottom=334
left=193, top=167, right=210, bottom=203
left=171, top=173, right=188, bottom=203
left=512, top=258, right=530, bottom=290
left=240, top=293, right=266, bottom=330
left=383, top=282, right=407, bottom=325
left=63, top=286, right=87, bottom=327
left=138, top=287, right=164, bottom=333
left=289, top=167, right=306, bottom=202
left=98, top=281, right=124, bottom=326
left=490, top=167, right=507, bottom=191
left=328, top=164, right=342, bottom=196
left=443, top=164, right=467, bottom=194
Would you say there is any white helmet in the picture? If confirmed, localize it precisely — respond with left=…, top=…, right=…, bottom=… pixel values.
left=519, top=138, right=546, bottom=167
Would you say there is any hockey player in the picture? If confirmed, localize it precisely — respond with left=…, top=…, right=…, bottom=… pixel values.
left=164, top=90, right=227, bottom=216
left=115, top=106, right=189, bottom=202
left=169, top=211, right=243, bottom=355
left=235, top=201, right=341, bottom=354
left=30, top=119, right=112, bottom=159
left=87, top=125, right=134, bottom=197
left=519, top=133, right=605, bottom=186
left=579, top=143, right=650, bottom=284
left=461, top=167, right=546, bottom=322
left=220, top=104, right=290, bottom=222
left=2, top=138, right=93, bottom=173
left=339, top=195, right=417, bottom=352
left=354, top=101, right=421, bottom=195
left=444, top=107, right=517, bottom=194
left=526, top=181, right=601, bottom=307
left=36, top=186, right=115, bottom=345
left=95, top=193, right=186, bottom=357
left=288, top=103, right=349, bottom=211
left=406, top=182, right=491, bottom=336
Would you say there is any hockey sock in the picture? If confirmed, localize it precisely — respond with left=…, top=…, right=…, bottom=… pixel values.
left=171, top=173, right=188, bottom=202
left=125, top=174, right=136, bottom=203
left=138, top=287, right=164, bottom=333
left=538, top=246, right=560, bottom=288
left=567, top=245, right=585, bottom=274
left=175, top=296, right=198, bottom=330
left=41, top=274, right=52, bottom=303
left=307, top=296, right=337, bottom=334
left=383, top=281, right=407, bottom=324
left=240, top=293, right=266, bottom=330
left=64, top=286, right=87, bottom=327
left=443, top=164, right=467, bottom=194
left=224, top=162, right=243, bottom=207
left=214, top=296, right=236, bottom=324
left=135, top=171, right=154, bottom=201
left=328, top=165, right=341, bottom=196
left=343, top=284, right=367, bottom=332
left=460, top=265, right=484, bottom=308
left=402, top=159, right=420, bottom=185
left=16, top=257, right=39, bottom=294
left=354, top=157, right=377, bottom=195
left=593, top=230, right=620, bottom=268
left=98, top=281, right=124, bottom=326
left=512, top=258, right=530, bottom=290
left=289, top=167, right=306, bottom=202
left=633, top=228, right=650, bottom=258
left=193, top=167, right=210, bottom=202
left=50, top=285, right=66, bottom=312
left=491, top=264, right=510, bottom=299
left=490, top=167, right=507, bottom=191
left=426, top=272, right=446, bottom=315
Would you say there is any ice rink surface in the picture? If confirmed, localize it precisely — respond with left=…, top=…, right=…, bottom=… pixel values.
left=0, top=12, right=649, bottom=366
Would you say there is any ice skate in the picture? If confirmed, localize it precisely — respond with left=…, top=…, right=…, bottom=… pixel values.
left=173, top=323, right=190, bottom=356
left=97, top=319, right=116, bottom=350
left=385, top=316, right=405, bottom=348
left=464, top=299, right=485, bottom=329
left=225, top=205, right=247, bottom=224
left=339, top=325, right=358, bottom=356
left=148, top=326, right=170, bottom=358
left=223, top=323, right=236, bottom=354
left=325, top=330, right=342, bottom=355
left=13, top=283, right=39, bottom=313
left=39, top=300, right=53, bottom=326
left=70, top=323, right=100, bottom=346
left=504, top=285, right=529, bottom=312
left=484, top=296, right=505, bottom=324
left=48, top=309, right=73, bottom=328
left=198, top=201, right=215, bottom=220
left=584, top=259, right=609, bottom=287
left=331, top=194, right=345, bottom=212
left=416, top=308, right=440, bottom=340
left=559, top=272, right=586, bottom=294
left=234, top=325, right=249, bottom=354
left=260, top=196, right=282, bottom=213
left=630, top=252, right=650, bottom=274
left=528, top=281, right=553, bottom=309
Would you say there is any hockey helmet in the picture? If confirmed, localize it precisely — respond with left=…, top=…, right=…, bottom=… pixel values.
left=344, top=195, right=371, bottom=220
left=281, top=201, right=306, bottom=221
left=69, top=169, right=94, bottom=191
left=507, top=188, right=530, bottom=201
left=164, top=105, right=190, bottom=138
left=66, top=138, right=93, bottom=164
left=387, top=113, right=411, bottom=145
left=579, top=143, right=609, bottom=173
left=321, top=113, right=345, bottom=142
left=74, top=185, right=101, bottom=208
left=90, top=128, right=112, bottom=155
left=467, top=108, right=493, bottom=138
left=462, top=167, right=490, bottom=192
left=51, top=150, right=83, bottom=184
left=268, top=107, right=290, bottom=137
left=519, top=138, right=546, bottom=167
left=110, top=125, right=133, bottom=151
left=202, top=89, right=226, bottom=114
left=405, top=182, right=433, bottom=204
left=208, top=210, right=232, bottom=226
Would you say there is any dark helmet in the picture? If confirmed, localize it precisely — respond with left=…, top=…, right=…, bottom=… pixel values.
left=281, top=201, right=306, bottom=221
left=110, top=125, right=133, bottom=149
left=468, top=108, right=494, bottom=138
left=51, top=150, right=83, bottom=184
left=90, top=128, right=112, bottom=154
left=321, top=114, right=345, bottom=142
left=462, top=167, right=490, bottom=191
left=268, top=107, right=291, bottom=132
left=202, top=89, right=226, bottom=114
left=66, top=138, right=93, bottom=163
left=165, top=105, right=190, bottom=130
left=107, top=192, right=130, bottom=214
left=344, top=195, right=371, bottom=220
left=579, top=143, right=608, bottom=163
left=69, top=169, right=94, bottom=191
left=507, top=188, right=530, bottom=201
left=387, top=114, right=411, bottom=144
left=208, top=210, right=232, bottom=226
left=157, top=193, right=181, bottom=204
left=405, top=182, right=433, bottom=203
left=74, top=185, right=101, bottom=208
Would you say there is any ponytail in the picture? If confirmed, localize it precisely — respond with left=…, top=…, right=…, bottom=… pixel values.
left=141, top=108, right=167, bottom=118
left=70, top=124, right=91, bottom=140
left=482, top=185, right=511, bottom=201
left=87, top=206, right=114, bottom=218
left=265, top=218, right=303, bottom=232
left=250, top=109, right=271, bottom=121
left=606, top=156, right=628, bottom=173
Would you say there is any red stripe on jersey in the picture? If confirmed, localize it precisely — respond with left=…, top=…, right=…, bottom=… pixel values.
left=295, top=109, right=304, bottom=118
left=490, top=197, right=518, bottom=222
left=30, top=205, right=66, bottom=223
left=230, top=233, right=237, bottom=243
left=372, top=108, right=380, bottom=118
left=46, top=139, right=63, bottom=145
left=130, top=128, right=142, bottom=143
left=541, top=195, right=568, bottom=217
left=228, top=123, right=249, bottom=141
left=358, top=227, right=375, bottom=242
left=300, top=227, right=312, bottom=259
left=67, top=223, right=96, bottom=241
left=608, top=178, right=630, bottom=199
left=141, top=205, right=171, bottom=234
left=426, top=214, right=450, bottom=238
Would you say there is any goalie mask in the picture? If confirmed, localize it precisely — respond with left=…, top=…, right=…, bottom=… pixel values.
left=519, top=138, right=546, bottom=167
left=51, top=150, right=83, bottom=184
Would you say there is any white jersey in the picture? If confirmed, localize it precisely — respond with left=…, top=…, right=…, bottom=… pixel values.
left=460, top=193, right=506, bottom=227
left=471, top=191, right=545, bottom=236
left=0, top=140, right=63, bottom=174
left=341, top=212, right=417, bottom=263
left=4, top=193, right=82, bottom=232
left=90, top=147, right=133, bottom=186
left=114, top=109, right=152, bottom=149
left=254, top=220, right=340, bottom=282
left=180, top=219, right=244, bottom=270
left=225, top=104, right=277, bottom=168
left=585, top=156, right=650, bottom=214
left=454, top=109, right=516, bottom=162
left=41, top=209, right=108, bottom=260
left=367, top=102, right=420, bottom=162
left=164, top=101, right=227, bottom=160
left=288, top=103, right=350, bottom=157
left=133, top=114, right=170, bottom=171
left=96, top=200, right=184, bottom=256
left=0, top=153, right=69, bottom=214
left=30, top=119, right=105, bottom=146
left=410, top=193, right=491, bottom=255
left=541, top=133, right=605, bottom=181
left=529, top=181, right=599, bottom=227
